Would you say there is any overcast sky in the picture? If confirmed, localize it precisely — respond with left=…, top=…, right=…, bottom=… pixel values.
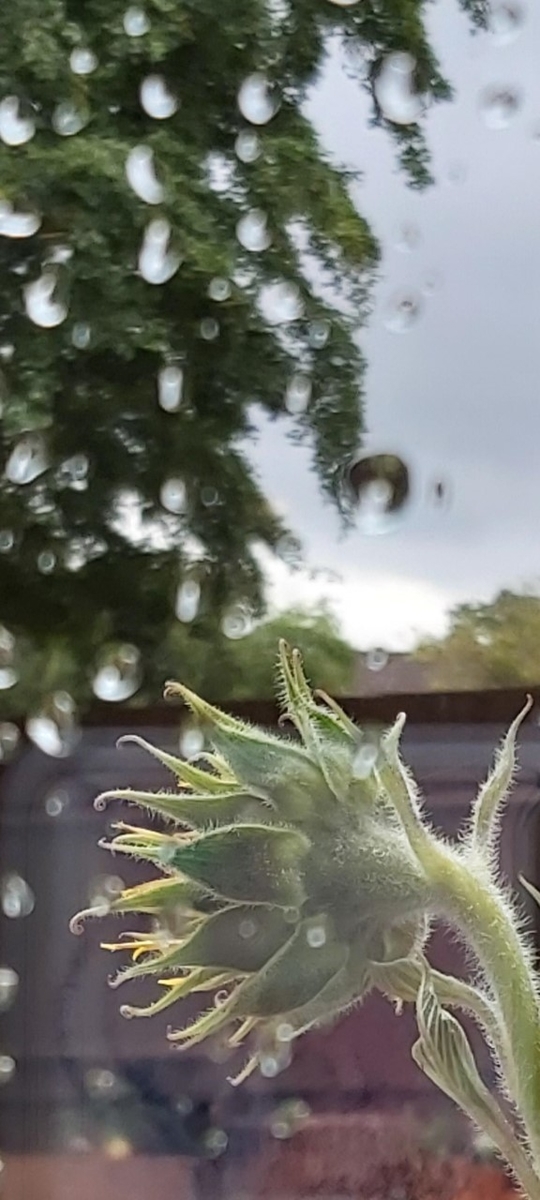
left=245, top=0, right=540, bottom=652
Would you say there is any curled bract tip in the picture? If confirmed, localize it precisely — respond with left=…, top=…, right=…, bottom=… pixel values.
left=69, top=906, right=104, bottom=935
left=94, top=792, right=112, bottom=812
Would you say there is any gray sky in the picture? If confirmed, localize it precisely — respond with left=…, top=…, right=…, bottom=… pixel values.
left=246, top=0, right=540, bottom=651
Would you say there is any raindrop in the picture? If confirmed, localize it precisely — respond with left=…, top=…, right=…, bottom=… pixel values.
left=237, top=73, right=279, bottom=126
left=25, top=271, right=68, bottom=328
left=0, top=204, right=41, bottom=239
left=489, top=1, right=524, bottom=44
left=175, top=579, right=201, bottom=623
left=285, top=373, right=312, bottom=415
left=204, top=1128, right=228, bottom=1158
left=276, top=1023, right=294, bottom=1043
left=0, top=626, right=17, bottom=691
left=479, top=85, right=521, bottom=129
left=383, top=290, right=422, bottom=333
left=92, top=644, right=142, bottom=702
left=0, top=530, right=14, bottom=552
left=326, top=0, right=360, bottom=5
left=260, top=1054, right=280, bottom=1078
left=140, top=75, right=178, bottom=119
left=56, top=453, right=90, bottom=490
left=259, top=280, right=303, bottom=324
left=366, top=647, right=389, bottom=672
left=395, top=221, right=421, bottom=253
left=139, top=218, right=181, bottom=284
left=352, top=739, right=379, bottom=779
left=347, top=453, right=410, bottom=535
left=0, top=344, right=14, bottom=361
left=0, top=1056, right=16, bottom=1085
left=0, top=96, right=35, bottom=146
left=236, top=209, right=271, bottom=252
left=201, top=485, right=219, bottom=507
left=235, top=130, right=261, bottom=163
left=44, top=787, right=70, bottom=817
left=176, top=1094, right=194, bottom=1116
left=72, top=322, right=92, bottom=349
left=26, top=691, right=80, bottom=757
left=158, top=365, right=184, bottom=412
left=374, top=53, right=424, bottom=125
left=308, top=319, right=331, bottom=349
left=0, top=723, right=19, bottom=762
left=205, top=151, right=235, bottom=194
left=199, top=317, right=220, bottom=341
left=0, top=966, right=19, bottom=1013
left=239, top=917, right=258, bottom=939
left=70, top=48, right=98, bottom=75
left=179, top=723, right=204, bottom=758
left=1, top=873, right=35, bottom=918
left=90, top=874, right=125, bottom=903
left=126, top=145, right=164, bottom=205
left=52, top=102, right=88, bottom=136
left=233, top=267, right=255, bottom=289
left=37, top=550, right=57, bottom=574
left=5, top=432, right=49, bottom=484
left=221, top=604, right=253, bottom=640
left=85, top=1067, right=118, bottom=1096
left=123, top=6, right=150, bottom=36
left=160, top=477, right=187, bottom=514
left=306, top=922, right=326, bottom=948
left=208, top=277, right=231, bottom=302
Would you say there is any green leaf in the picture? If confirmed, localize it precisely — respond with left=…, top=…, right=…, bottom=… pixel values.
left=168, top=824, right=310, bottom=908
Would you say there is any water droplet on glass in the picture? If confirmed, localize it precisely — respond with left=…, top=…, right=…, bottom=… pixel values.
left=201, top=485, right=219, bottom=507
left=489, top=1, right=524, bottom=44
left=352, top=739, right=379, bottom=779
left=160, top=477, right=187, bottom=514
left=0, top=723, right=19, bottom=762
left=233, top=267, right=255, bottom=289
left=308, top=319, right=331, bottom=348
left=366, top=647, right=389, bottom=672
left=479, top=85, right=521, bottom=129
left=0, top=1056, right=16, bottom=1085
left=72, top=322, right=91, bottom=349
left=236, top=209, right=271, bottom=252
left=260, top=1054, right=280, bottom=1078
left=276, top=1022, right=294, bottom=1043
left=26, top=691, right=80, bottom=757
left=139, top=218, right=181, bottom=284
left=158, top=365, right=183, bottom=412
left=1, top=873, right=35, bottom=919
left=239, top=917, right=258, bottom=939
left=85, top=1067, right=121, bottom=1098
left=384, top=289, right=422, bottom=333
left=0, top=530, right=14, bottom=552
left=0, top=204, right=41, bottom=239
left=175, top=579, right=201, bottom=623
left=0, top=627, right=17, bottom=691
left=259, top=281, right=303, bottom=324
left=222, top=604, right=253, bottom=640
left=374, top=53, right=424, bottom=125
left=199, top=317, right=220, bottom=341
left=237, top=73, right=279, bottom=125
left=92, top=644, right=142, bottom=702
left=124, top=6, right=150, bottom=36
left=208, top=277, right=231, bottom=302
left=179, top=723, right=204, bottom=758
left=326, top=0, right=360, bottom=5
left=205, top=151, right=235, bottom=194
left=306, top=922, right=326, bottom=948
left=5, top=432, right=49, bottom=484
left=0, top=967, right=19, bottom=1013
left=0, top=96, right=35, bottom=146
left=235, top=130, right=261, bottom=163
left=52, top=102, right=88, bottom=136
left=25, top=271, right=68, bottom=328
left=70, top=47, right=98, bottom=75
left=347, top=453, right=411, bottom=535
left=126, top=145, right=164, bottom=205
left=37, top=549, right=57, bottom=574
left=285, top=373, right=312, bottom=415
left=44, top=787, right=70, bottom=817
left=0, top=344, right=14, bottom=361
left=204, top=1128, right=228, bottom=1158
left=395, top=221, right=421, bottom=253
left=140, top=75, right=178, bottom=119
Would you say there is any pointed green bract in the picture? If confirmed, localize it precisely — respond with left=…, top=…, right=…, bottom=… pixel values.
left=230, top=919, right=348, bottom=1018
left=167, top=824, right=309, bottom=908
left=96, top=787, right=276, bottom=829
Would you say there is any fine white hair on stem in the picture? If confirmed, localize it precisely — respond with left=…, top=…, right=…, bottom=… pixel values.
left=465, top=696, right=533, bottom=865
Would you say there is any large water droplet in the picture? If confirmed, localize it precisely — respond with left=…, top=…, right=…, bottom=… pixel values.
left=383, top=289, right=422, bottom=333
left=92, top=644, right=142, bottom=702
left=0, top=627, right=17, bottom=691
left=158, top=365, right=184, bottom=412
left=175, top=579, right=201, bottom=623
left=52, top=102, right=88, bottom=136
left=124, top=6, right=150, bottom=36
left=237, top=74, right=279, bottom=125
left=0, top=1056, right=16, bottom=1085
left=0, top=97, right=35, bottom=146
left=140, top=75, right=178, bottom=119
left=179, top=723, right=205, bottom=758
left=26, top=691, right=80, bottom=757
left=235, top=131, right=261, bottom=163
left=374, top=53, right=424, bottom=125
left=347, top=453, right=411, bottom=535
left=70, top=48, right=98, bottom=75
left=479, top=85, right=521, bottom=129
left=326, top=0, right=360, bottom=5
left=221, top=603, right=253, bottom=640
left=285, top=373, right=312, bottom=414
left=5, top=432, right=49, bottom=484
left=0, top=966, right=19, bottom=1013
left=126, top=145, right=164, bottom=204
left=160, top=477, right=187, bottom=514
left=208, top=277, right=231, bottom=302
left=236, top=209, right=271, bottom=252
left=25, top=272, right=68, bottom=328
left=139, top=218, right=181, bottom=284
left=366, top=647, right=389, bottom=672
left=0, top=204, right=41, bottom=239
left=259, top=281, right=303, bottom=324
left=1, top=873, right=35, bottom=918
left=489, top=1, right=524, bottom=44
left=0, top=723, right=20, bottom=761
left=352, top=739, right=379, bottom=779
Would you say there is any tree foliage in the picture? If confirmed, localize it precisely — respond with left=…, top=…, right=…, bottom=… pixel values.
left=414, top=588, right=540, bottom=690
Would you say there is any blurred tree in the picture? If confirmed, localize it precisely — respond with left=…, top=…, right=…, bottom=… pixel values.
left=0, top=0, right=485, bottom=715
left=413, top=587, right=540, bottom=691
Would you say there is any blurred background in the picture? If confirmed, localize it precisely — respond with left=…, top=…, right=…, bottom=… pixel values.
left=1, top=0, right=540, bottom=1196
